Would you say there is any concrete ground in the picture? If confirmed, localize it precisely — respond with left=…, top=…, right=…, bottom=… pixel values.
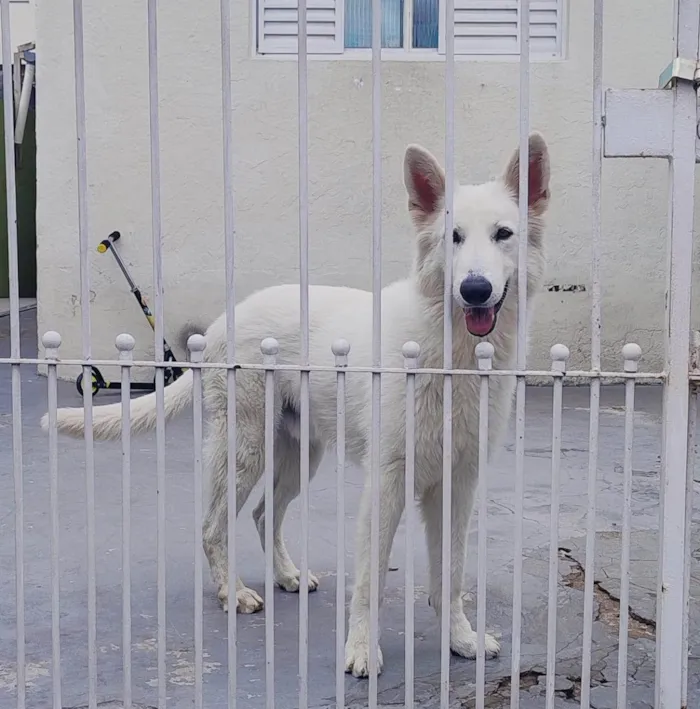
left=1, top=308, right=699, bottom=709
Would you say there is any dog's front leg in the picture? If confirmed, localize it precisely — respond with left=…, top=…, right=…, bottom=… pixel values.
left=420, top=474, right=500, bottom=659
left=344, top=459, right=405, bottom=678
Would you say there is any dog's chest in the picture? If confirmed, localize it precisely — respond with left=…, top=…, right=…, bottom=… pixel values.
left=413, top=373, right=479, bottom=457
left=408, top=367, right=513, bottom=475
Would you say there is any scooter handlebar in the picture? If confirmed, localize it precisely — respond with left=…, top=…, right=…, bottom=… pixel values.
left=97, top=230, right=121, bottom=253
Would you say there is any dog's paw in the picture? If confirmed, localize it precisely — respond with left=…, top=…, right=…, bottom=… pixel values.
left=450, top=629, right=500, bottom=659
left=218, top=583, right=264, bottom=614
left=236, top=585, right=264, bottom=614
left=344, top=636, right=383, bottom=678
left=276, top=569, right=319, bottom=594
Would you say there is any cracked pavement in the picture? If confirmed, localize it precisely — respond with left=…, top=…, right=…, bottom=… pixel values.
left=1, top=309, right=699, bottom=708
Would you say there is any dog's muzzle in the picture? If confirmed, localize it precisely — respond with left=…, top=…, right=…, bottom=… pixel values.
left=463, top=280, right=509, bottom=337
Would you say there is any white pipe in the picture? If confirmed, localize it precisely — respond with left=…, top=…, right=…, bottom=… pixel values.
left=14, top=59, right=33, bottom=146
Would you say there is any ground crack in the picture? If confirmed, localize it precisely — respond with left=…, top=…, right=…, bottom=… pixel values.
left=458, top=669, right=585, bottom=707
left=559, top=548, right=655, bottom=639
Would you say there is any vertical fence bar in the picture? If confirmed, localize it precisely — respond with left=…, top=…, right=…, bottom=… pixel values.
left=545, top=345, right=569, bottom=709
left=0, top=6, right=23, bottom=706
left=657, top=1, right=699, bottom=706
left=71, top=2, right=97, bottom=705
left=475, top=343, right=494, bottom=709
left=580, top=1, right=603, bottom=705
left=146, top=0, right=164, bottom=367
left=510, top=0, right=529, bottom=702
left=146, top=2, right=167, bottom=705
left=509, top=391, right=526, bottom=709
left=333, top=340, right=350, bottom=709
left=510, top=378, right=527, bottom=709
left=440, top=0, right=455, bottom=702
left=655, top=168, right=672, bottom=709
left=297, top=0, right=311, bottom=701
left=189, top=336, right=207, bottom=709
left=368, top=0, right=382, bottom=702
left=116, top=334, right=136, bottom=709
left=681, top=382, right=697, bottom=708
left=403, top=342, right=420, bottom=709
left=616, top=344, right=642, bottom=709
left=44, top=332, right=63, bottom=709
left=218, top=0, right=238, bottom=704
left=261, top=338, right=278, bottom=709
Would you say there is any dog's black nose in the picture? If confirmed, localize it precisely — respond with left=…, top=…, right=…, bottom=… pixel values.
left=460, top=275, right=492, bottom=305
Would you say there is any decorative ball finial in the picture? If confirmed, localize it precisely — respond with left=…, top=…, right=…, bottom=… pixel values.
left=332, top=338, right=351, bottom=357
left=622, top=343, right=642, bottom=373
left=402, top=341, right=421, bottom=360
left=622, top=343, right=642, bottom=362
left=475, top=342, right=495, bottom=361
left=187, top=334, right=207, bottom=353
left=550, top=344, right=570, bottom=374
left=42, top=331, right=62, bottom=350
left=115, top=333, right=136, bottom=352
left=260, top=337, right=280, bottom=356
left=475, top=342, right=494, bottom=371
left=550, top=344, right=570, bottom=362
left=260, top=337, right=279, bottom=367
left=260, top=337, right=279, bottom=356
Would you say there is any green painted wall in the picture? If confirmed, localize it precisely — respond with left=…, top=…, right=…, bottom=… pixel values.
left=0, top=95, right=37, bottom=299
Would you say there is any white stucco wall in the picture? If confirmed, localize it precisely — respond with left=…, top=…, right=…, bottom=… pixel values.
left=35, top=0, right=700, bottom=380
left=1, top=0, right=34, bottom=55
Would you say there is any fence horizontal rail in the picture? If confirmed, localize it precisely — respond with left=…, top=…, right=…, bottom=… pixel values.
left=2, top=356, right=664, bottom=382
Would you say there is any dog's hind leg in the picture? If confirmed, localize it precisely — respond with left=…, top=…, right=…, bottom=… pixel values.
left=202, top=408, right=266, bottom=615
left=251, top=429, right=323, bottom=593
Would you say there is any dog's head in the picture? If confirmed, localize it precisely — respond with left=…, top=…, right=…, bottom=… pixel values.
left=404, top=133, right=550, bottom=337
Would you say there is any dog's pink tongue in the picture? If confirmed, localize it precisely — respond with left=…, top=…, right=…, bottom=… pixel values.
left=465, top=307, right=495, bottom=337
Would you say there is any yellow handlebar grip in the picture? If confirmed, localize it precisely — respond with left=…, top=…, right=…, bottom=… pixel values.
left=97, top=242, right=108, bottom=253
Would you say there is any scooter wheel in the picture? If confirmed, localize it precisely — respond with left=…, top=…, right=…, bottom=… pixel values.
left=76, top=366, right=106, bottom=397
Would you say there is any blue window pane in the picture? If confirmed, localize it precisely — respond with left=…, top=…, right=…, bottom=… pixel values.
left=412, top=0, right=438, bottom=48
left=344, top=0, right=403, bottom=48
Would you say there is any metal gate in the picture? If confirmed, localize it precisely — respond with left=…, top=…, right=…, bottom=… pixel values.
left=1, top=0, right=699, bottom=707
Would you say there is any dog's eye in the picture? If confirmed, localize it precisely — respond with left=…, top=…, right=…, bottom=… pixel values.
left=452, top=229, right=464, bottom=244
left=494, top=227, right=513, bottom=241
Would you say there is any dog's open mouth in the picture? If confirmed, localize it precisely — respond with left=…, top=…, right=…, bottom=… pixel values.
left=463, top=281, right=509, bottom=338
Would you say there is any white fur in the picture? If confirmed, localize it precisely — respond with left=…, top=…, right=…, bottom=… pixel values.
left=42, top=134, right=551, bottom=677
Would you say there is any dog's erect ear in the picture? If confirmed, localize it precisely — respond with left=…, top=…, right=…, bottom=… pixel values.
left=502, top=132, right=550, bottom=215
left=404, top=144, right=445, bottom=227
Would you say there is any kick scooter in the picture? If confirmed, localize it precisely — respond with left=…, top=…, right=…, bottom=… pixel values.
left=75, top=230, right=186, bottom=397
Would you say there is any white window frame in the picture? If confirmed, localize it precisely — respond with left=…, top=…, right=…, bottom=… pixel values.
left=253, top=0, right=567, bottom=61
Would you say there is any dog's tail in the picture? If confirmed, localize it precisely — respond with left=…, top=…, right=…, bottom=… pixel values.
left=175, top=320, right=208, bottom=356
left=41, top=368, right=194, bottom=441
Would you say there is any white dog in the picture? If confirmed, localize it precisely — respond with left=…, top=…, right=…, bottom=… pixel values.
left=44, top=133, right=550, bottom=678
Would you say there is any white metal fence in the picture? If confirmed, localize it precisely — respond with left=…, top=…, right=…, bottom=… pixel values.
left=1, top=0, right=699, bottom=708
